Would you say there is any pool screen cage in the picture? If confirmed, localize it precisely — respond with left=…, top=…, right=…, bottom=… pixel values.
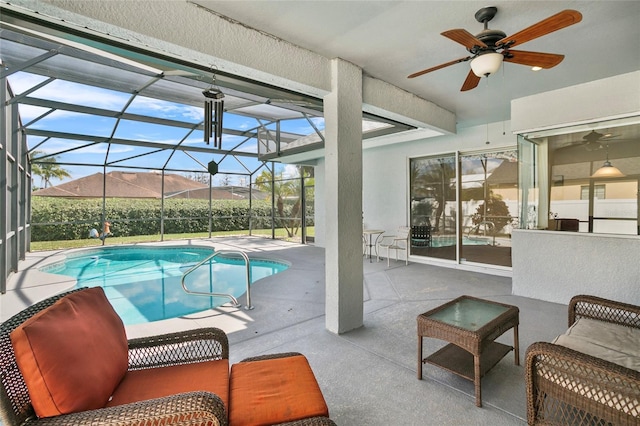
left=0, top=4, right=414, bottom=293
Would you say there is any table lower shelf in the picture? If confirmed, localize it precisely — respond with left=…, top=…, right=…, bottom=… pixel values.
left=423, top=341, right=513, bottom=382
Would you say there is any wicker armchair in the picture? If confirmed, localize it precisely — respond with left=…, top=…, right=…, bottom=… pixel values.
left=525, top=295, right=640, bottom=426
left=0, top=289, right=229, bottom=426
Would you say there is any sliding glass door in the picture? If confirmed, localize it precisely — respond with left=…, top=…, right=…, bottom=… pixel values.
left=409, top=149, right=517, bottom=268
left=409, top=154, right=457, bottom=261
left=459, top=150, right=517, bottom=267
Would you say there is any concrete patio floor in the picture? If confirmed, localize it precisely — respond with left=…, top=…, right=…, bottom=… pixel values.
left=2, top=236, right=570, bottom=425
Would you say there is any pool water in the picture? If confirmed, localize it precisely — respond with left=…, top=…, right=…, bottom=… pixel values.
left=429, top=236, right=492, bottom=248
left=41, top=246, right=289, bottom=325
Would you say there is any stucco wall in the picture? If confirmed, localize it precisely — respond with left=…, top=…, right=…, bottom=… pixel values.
left=510, top=71, right=640, bottom=304
left=512, top=230, right=640, bottom=306
left=512, top=70, right=640, bottom=133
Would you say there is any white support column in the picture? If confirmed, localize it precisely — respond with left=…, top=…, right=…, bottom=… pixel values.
left=324, top=58, right=363, bottom=334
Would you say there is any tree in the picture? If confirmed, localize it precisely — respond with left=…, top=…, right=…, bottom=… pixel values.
left=410, top=159, right=456, bottom=232
left=30, top=151, right=71, bottom=189
left=184, top=172, right=209, bottom=185
left=218, top=174, right=231, bottom=186
left=470, top=192, right=512, bottom=234
left=255, top=166, right=312, bottom=237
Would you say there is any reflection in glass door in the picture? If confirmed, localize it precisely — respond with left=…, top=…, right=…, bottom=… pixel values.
left=459, top=150, right=517, bottom=267
left=409, top=154, right=457, bottom=261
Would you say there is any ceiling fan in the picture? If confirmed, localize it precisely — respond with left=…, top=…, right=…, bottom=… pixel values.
left=576, top=129, right=637, bottom=151
left=408, top=6, right=582, bottom=91
left=579, top=130, right=619, bottom=151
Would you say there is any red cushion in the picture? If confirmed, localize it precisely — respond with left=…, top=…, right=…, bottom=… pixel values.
left=229, top=355, right=329, bottom=426
left=10, top=287, right=128, bottom=418
left=107, top=359, right=230, bottom=409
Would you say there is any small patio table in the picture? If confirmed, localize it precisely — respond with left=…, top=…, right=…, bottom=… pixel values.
left=362, top=229, right=384, bottom=263
left=417, top=295, right=519, bottom=407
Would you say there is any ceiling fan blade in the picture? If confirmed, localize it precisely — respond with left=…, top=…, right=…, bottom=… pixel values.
left=408, top=56, right=471, bottom=79
left=461, top=69, right=481, bottom=92
left=441, top=29, right=487, bottom=50
left=498, top=9, right=582, bottom=48
left=504, top=50, right=565, bottom=68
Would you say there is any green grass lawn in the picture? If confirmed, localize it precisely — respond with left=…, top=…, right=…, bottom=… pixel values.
left=30, top=228, right=314, bottom=251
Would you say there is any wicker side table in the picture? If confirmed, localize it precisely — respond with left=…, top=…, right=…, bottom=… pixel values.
left=417, top=295, right=520, bottom=407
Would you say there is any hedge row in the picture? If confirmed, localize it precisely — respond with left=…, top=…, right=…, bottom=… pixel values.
left=30, top=197, right=313, bottom=242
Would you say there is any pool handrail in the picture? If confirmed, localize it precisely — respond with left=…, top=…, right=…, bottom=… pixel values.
left=180, top=249, right=254, bottom=310
left=466, top=221, right=496, bottom=246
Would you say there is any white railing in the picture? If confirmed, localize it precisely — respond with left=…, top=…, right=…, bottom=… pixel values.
left=181, top=249, right=254, bottom=310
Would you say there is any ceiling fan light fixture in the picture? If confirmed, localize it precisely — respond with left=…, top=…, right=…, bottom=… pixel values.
left=531, top=66, right=543, bottom=71
left=591, top=161, right=625, bottom=178
left=470, top=52, right=503, bottom=77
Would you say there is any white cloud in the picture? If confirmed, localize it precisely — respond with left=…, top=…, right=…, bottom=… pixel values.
left=9, top=72, right=128, bottom=119
left=35, top=141, right=133, bottom=155
left=33, top=79, right=128, bottom=110
left=283, top=164, right=300, bottom=179
left=129, top=96, right=203, bottom=121
left=7, top=72, right=47, bottom=93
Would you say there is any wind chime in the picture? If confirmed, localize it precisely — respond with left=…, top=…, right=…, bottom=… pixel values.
left=203, top=75, right=224, bottom=148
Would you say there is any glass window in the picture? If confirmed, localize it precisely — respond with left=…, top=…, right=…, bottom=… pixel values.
left=459, top=150, right=517, bottom=267
left=410, top=154, right=457, bottom=261
left=581, top=185, right=605, bottom=200
left=518, top=116, right=640, bottom=235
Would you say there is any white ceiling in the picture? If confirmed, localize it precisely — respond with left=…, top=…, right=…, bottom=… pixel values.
left=193, top=0, right=640, bottom=129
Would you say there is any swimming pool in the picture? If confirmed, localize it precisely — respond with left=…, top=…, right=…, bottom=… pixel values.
left=429, top=236, right=493, bottom=248
left=41, top=246, right=289, bottom=325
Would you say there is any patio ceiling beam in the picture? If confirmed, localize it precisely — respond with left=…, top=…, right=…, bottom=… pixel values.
left=24, top=128, right=260, bottom=158
left=19, top=96, right=200, bottom=129
left=6, top=76, right=55, bottom=105
left=48, top=160, right=221, bottom=175
left=363, top=125, right=410, bottom=140
left=0, top=49, right=58, bottom=79
left=18, top=96, right=279, bottom=140
left=32, top=140, right=101, bottom=161
left=0, top=26, right=159, bottom=77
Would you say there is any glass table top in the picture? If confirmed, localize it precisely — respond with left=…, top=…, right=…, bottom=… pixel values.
left=427, top=298, right=510, bottom=331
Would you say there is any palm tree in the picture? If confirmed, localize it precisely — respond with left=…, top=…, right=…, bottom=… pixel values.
left=30, top=151, right=71, bottom=189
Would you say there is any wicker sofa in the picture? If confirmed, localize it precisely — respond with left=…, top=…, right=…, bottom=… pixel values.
left=525, top=295, right=640, bottom=425
left=1, top=288, right=335, bottom=426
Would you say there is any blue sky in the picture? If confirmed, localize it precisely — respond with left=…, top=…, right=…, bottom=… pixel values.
left=10, top=71, right=324, bottom=187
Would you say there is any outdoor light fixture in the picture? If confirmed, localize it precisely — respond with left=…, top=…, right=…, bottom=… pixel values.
left=591, top=143, right=625, bottom=178
left=470, top=52, right=503, bottom=77
left=203, top=87, right=224, bottom=148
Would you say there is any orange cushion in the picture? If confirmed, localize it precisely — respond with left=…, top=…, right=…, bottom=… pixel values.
left=229, top=355, right=329, bottom=426
left=107, top=359, right=230, bottom=409
left=10, top=287, right=128, bottom=418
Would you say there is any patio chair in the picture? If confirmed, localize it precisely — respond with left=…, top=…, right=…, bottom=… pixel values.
left=1, top=288, right=336, bottom=426
left=411, top=225, right=431, bottom=247
left=377, top=226, right=411, bottom=266
left=0, top=288, right=229, bottom=426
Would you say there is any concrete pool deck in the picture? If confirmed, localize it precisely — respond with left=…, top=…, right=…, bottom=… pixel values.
left=2, top=236, right=569, bottom=425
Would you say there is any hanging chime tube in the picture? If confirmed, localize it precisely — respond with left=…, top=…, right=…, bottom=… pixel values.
left=204, top=99, right=212, bottom=144
left=215, top=100, right=224, bottom=148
